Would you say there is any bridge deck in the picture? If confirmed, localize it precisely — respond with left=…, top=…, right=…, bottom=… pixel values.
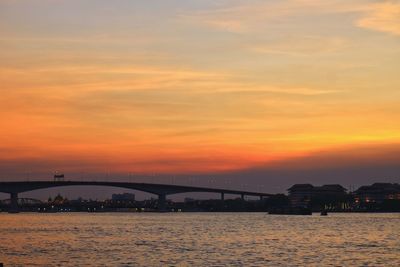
left=0, top=181, right=272, bottom=197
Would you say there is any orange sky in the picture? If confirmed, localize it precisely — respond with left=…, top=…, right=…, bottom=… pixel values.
left=1, top=0, right=400, bottom=176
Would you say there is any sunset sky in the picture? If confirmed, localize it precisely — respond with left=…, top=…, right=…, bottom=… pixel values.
left=1, top=0, right=399, bottom=190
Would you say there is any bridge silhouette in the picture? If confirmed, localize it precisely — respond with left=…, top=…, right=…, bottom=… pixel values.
left=0, top=181, right=272, bottom=212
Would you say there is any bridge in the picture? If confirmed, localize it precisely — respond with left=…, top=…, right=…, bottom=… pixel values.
left=0, top=181, right=272, bottom=212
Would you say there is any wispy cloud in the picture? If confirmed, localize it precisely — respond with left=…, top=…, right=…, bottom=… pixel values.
left=247, top=36, right=349, bottom=56
left=179, top=0, right=366, bottom=33
left=177, top=0, right=371, bottom=58
left=183, top=0, right=400, bottom=38
left=357, top=1, right=400, bottom=36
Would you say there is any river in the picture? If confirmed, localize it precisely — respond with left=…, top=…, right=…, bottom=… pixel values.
left=0, top=213, right=399, bottom=266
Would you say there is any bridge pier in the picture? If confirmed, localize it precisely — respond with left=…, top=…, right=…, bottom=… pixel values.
left=9, top=192, right=19, bottom=213
left=220, top=192, right=225, bottom=201
left=157, top=194, right=167, bottom=212
left=241, top=194, right=245, bottom=201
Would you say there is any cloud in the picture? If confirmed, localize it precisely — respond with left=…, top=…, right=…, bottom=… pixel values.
left=212, top=86, right=341, bottom=96
left=180, top=0, right=366, bottom=33
left=357, top=1, right=400, bottom=36
left=247, top=36, right=349, bottom=56
left=184, top=0, right=400, bottom=38
left=178, top=0, right=370, bottom=57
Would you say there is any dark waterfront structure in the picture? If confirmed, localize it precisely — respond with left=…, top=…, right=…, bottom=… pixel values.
left=355, top=183, right=400, bottom=203
left=354, top=183, right=400, bottom=211
left=288, top=184, right=347, bottom=207
left=287, top=182, right=400, bottom=212
left=288, top=184, right=349, bottom=211
left=0, top=181, right=272, bottom=213
left=287, top=184, right=314, bottom=207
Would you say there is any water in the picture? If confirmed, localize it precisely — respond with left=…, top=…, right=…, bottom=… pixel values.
left=0, top=213, right=399, bottom=266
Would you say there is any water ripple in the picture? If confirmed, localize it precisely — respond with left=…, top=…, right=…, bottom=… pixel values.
left=0, top=213, right=399, bottom=266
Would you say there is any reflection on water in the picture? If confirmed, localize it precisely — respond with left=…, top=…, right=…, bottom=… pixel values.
left=0, top=213, right=399, bottom=266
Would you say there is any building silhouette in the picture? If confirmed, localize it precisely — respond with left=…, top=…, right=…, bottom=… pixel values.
left=355, top=183, right=400, bottom=204
left=288, top=184, right=347, bottom=209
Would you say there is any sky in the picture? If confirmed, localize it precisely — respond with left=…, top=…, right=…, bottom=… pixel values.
left=0, top=0, right=400, bottom=197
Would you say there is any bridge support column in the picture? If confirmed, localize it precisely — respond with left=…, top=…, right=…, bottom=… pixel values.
left=259, top=196, right=263, bottom=201
left=221, top=192, right=225, bottom=201
left=157, top=194, right=167, bottom=212
left=241, top=194, right=245, bottom=201
left=9, top=192, right=19, bottom=213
